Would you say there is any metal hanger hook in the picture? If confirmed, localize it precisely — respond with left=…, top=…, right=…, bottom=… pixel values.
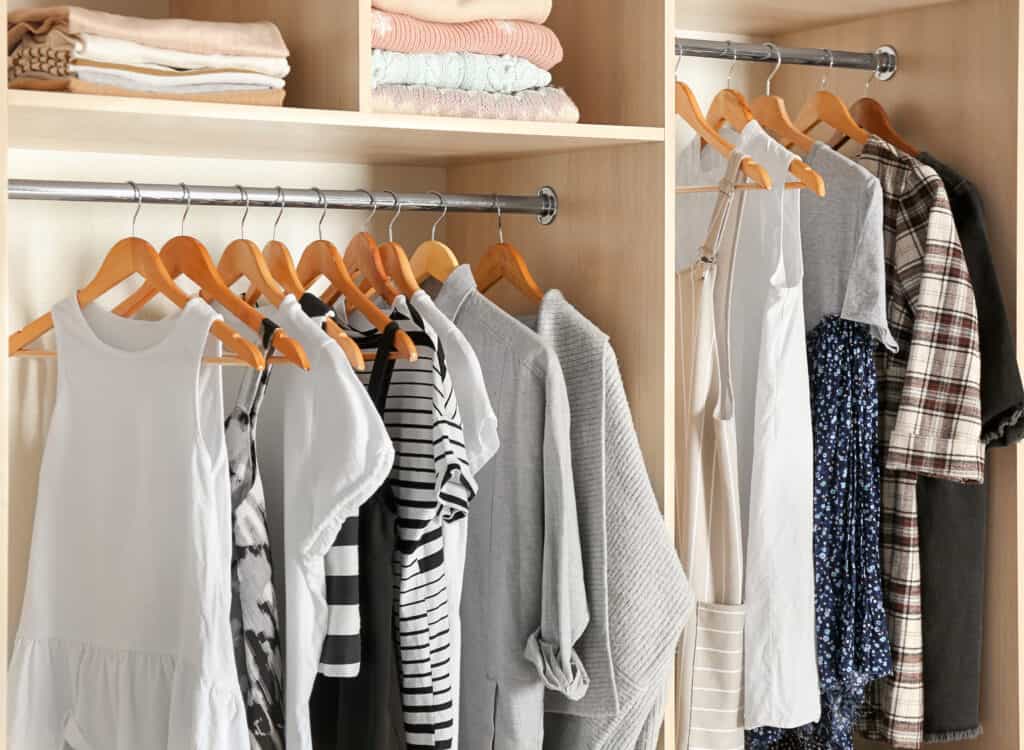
left=359, top=189, right=377, bottom=230
left=674, top=54, right=683, bottom=78
left=428, top=191, right=447, bottom=241
left=273, top=186, right=285, bottom=241
left=820, top=49, right=835, bottom=90
left=725, top=41, right=738, bottom=90
left=764, top=43, right=781, bottom=96
left=179, top=182, right=191, bottom=236
left=236, top=185, right=250, bottom=240
left=384, top=191, right=401, bottom=242
left=866, top=54, right=880, bottom=91
left=493, top=195, right=504, bottom=244
left=127, top=180, right=142, bottom=236
left=312, top=188, right=328, bottom=241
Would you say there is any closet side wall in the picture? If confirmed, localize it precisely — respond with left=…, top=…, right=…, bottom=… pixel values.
left=772, top=3, right=1022, bottom=748
left=2, top=0, right=8, bottom=738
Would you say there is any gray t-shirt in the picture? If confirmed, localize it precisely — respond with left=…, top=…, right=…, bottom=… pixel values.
left=801, top=141, right=897, bottom=351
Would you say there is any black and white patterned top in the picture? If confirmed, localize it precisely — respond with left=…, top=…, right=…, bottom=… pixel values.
left=226, top=319, right=285, bottom=750
left=320, top=296, right=476, bottom=749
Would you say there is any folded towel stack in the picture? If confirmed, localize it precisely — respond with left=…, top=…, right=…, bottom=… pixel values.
left=8, top=6, right=290, bottom=106
left=370, top=0, right=579, bottom=123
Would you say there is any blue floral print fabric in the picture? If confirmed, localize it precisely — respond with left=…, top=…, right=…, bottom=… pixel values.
left=746, top=316, right=892, bottom=749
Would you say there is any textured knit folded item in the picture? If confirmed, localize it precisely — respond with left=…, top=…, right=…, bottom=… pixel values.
left=372, top=49, right=550, bottom=93
left=70, top=62, right=285, bottom=91
left=371, top=84, right=579, bottom=122
left=11, top=75, right=286, bottom=105
left=371, top=0, right=551, bottom=24
left=9, top=6, right=288, bottom=57
left=371, top=10, right=562, bottom=70
left=77, top=34, right=290, bottom=77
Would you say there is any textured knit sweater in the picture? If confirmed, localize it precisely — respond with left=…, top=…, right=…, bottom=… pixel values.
left=533, top=291, right=693, bottom=750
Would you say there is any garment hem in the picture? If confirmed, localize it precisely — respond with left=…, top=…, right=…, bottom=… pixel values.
left=923, top=725, right=983, bottom=743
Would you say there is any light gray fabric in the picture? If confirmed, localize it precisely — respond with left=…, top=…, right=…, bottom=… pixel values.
left=802, top=141, right=896, bottom=352
left=434, top=266, right=590, bottom=750
left=534, top=291, right=691, bottom=750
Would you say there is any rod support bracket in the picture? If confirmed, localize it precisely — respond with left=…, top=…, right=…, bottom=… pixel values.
left=875, top=45, right=898, bottom=81
left=537, top=186, right=558, bottom=225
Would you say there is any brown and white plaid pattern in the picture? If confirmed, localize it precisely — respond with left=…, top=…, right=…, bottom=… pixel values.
left=856, top=137, right=984, bottom=748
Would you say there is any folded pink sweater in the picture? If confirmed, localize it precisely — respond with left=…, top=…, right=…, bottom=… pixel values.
left=371, top=10, right=562, bottom=70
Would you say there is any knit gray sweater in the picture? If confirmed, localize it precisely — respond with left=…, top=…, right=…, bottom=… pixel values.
left=535, top=291, right=693, bottom=750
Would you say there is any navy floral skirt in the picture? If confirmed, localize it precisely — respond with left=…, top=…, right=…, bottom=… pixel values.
left=747, top=316, right=892, bottom=749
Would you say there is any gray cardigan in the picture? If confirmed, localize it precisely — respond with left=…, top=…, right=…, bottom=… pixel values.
left=535, top=291, right=692, bottom=750
left=435, top=267, right=590, bottom=750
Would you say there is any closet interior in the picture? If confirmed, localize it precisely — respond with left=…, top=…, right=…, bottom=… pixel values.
left=675, top=0, right=1020, bottom=748
left=2, top=0, right=676, bottom=745
left=3, top=0, right=1023, bottom=746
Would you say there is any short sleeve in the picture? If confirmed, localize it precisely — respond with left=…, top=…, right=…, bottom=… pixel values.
left=885, top=175, right=984, bottom=482
left=843, top=177, right=898, bottom=352
left=304, top=344, right=395, bottom=558
left=429, top=335, right=479, bottom=521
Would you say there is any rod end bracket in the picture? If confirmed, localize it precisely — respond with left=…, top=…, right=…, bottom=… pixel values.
left=537, top=186, right=558, bottom=225
left=875, top=45, right=897, bottom=81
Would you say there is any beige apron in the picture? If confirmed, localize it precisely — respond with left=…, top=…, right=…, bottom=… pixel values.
left=675, top=151, right=747, bottom=750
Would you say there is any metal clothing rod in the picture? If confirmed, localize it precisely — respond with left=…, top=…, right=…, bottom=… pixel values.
left=7, top=180, right=559, bottom=225
left=675, top=38, right=897, bottom=80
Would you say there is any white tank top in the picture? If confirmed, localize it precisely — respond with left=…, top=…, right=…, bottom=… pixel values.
left=8, top=296, right=248, bottom=750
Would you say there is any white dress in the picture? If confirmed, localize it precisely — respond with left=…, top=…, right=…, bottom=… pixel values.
left=9, top=297, right=248, bottom=750
left=677, top=121, right=819, bottom=730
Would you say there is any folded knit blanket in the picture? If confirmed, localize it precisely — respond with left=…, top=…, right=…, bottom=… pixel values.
left=371, top=0, right=551, bottom=24
left=11, top=76, right=286, bottom=105
left=371, top=10, right=562, bottom=71
left=372, top=84, right=578, bottom=122
left=9, top=6, right=288, bottom=57
left=372, top=50, right=550, bottom=94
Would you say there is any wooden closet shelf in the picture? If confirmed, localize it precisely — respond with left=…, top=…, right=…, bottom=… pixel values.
left=679, top=0, right=939, bottom=34
left=8, top=90, right=664, bottom=166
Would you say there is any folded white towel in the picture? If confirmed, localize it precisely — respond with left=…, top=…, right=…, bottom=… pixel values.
left=75, top=34, right=291, bottom=78
left=70, top=65, right=284, bottom=92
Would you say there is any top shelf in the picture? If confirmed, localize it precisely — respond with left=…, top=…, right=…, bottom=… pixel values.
left=7, top=90, right=664, bottom=166
left=678, top=0, right=949, bottom=34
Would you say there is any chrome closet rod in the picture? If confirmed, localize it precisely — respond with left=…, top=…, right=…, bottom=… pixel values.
left=674, top=38, right=898, bottom=80
left=7, top=180, right=559, bottom=225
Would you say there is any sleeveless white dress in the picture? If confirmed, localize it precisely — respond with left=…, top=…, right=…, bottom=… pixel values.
left=8, top=297, right=248, bottom=750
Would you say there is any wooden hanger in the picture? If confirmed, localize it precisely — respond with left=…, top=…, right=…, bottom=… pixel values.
left=794, top=51, right=870, bottom=145
left=473, top=203, right=544, bottom=303
left=110, top=187, right=309, bottom=369
left=342, top=189, right=401, bottom=304
left=10, top=235, right=264, bottom=368
left=675, top=80, right=772, bottom=190
left=739, top=44, right=825, bottom=196
left=231, top=187, right=365, bottom=370
left=410, top=193, right=459, bottom=283
left=299, top=191, right=418, bottom=363
left=376, top=192, right=420, bottom=297
left=831, top=97, right=919, bottom=155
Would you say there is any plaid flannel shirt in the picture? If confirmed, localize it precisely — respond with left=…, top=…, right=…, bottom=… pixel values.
left=856, top=136, right=984, bottom=748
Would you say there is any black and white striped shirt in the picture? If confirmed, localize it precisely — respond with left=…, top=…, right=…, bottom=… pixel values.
left=321, top=296, right=476, bottom=749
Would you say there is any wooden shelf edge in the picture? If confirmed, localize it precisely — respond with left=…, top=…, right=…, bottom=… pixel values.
left=8, top=90, right=667, bottom=164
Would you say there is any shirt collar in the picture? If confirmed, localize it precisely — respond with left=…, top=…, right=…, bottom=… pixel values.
left=434, top=264, right=476, bottom=321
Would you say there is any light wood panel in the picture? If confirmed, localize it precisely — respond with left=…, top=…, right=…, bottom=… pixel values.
left=2, top=0, right=9, bottom=738
left=676, top=0, right=952, bottom=35
left=169, top=0, right=361, bottom=110
left=8, top=90, right=664, bottom=165
left=773, top=2, right=1020, bottom=748
left=547, top=0, right=668, bottom=126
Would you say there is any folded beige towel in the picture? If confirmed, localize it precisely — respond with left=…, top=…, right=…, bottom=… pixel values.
left=9, top=6, right=288, bottom=57
left=371, top=0, right=552, bottom=24
left=11, top=75, right=286, bottom=105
